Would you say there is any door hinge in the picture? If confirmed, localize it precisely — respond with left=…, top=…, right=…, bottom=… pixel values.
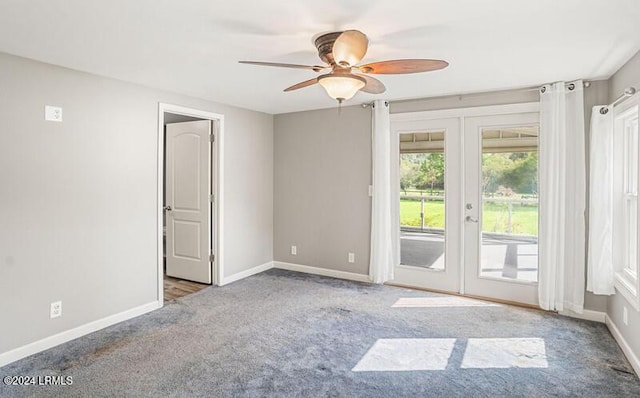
left=209, top=253, right=215, bottom=262
left=210, top=134, right=215, bottom=143
left=210, top=194, right=215, bottom=202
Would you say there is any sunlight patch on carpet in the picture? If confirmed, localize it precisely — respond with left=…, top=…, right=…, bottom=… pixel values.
left=352, top=338, right=455, bottom=371
left=392, top=296, right=500, bottom=308
left=461, top=338, right=548, bottom=368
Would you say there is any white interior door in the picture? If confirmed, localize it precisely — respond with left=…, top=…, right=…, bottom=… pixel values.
left=463, top=113, right=539, bottom=305
left=392, top=117, right=463, bottom=293
left=165, top=120, right=212, bottom=284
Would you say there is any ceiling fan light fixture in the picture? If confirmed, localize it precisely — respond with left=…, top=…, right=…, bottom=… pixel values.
left=317, top=74, right=366, bottom=103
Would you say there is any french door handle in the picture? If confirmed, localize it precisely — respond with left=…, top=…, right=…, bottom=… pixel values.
left=163, top=206, right=172, bottom=212
left=465, top=215, right=478, bottom=223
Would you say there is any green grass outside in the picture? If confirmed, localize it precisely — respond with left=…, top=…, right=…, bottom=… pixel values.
left=400, top=199, right=538, bottom=236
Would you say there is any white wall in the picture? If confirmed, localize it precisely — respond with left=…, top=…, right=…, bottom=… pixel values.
left=606, top=50, right=640, bottom=366
left=0, top=52, right=273, bottom=356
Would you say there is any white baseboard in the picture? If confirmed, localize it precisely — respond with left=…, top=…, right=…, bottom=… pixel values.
left=559, top=309, right=606, bottom=323
left=273, top=261, right=372, bottom=283
left=0, top=301, right=161, bottom=368
left=606, top=314, right=640, bottom=378
left=219, top=261, right=274, bottom=286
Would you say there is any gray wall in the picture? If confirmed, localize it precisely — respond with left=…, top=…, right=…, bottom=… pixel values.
left=274, top=86, right=608, bottom=312
left=274, top=105, right=372, bottom=274
left=606, top=50, right=640, bottom=363
left=609, top=50, right=640, bottom=102
left=583, top=80, right=610, bottom=313
left=390, top=88, right=539, bottom=113
left=0, top=52, right=273, bottom=354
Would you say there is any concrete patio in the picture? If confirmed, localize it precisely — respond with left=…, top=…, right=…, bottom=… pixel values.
left=400, top=230, right=538, bottom=282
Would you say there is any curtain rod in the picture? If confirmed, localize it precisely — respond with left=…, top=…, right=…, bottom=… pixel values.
left=538, top=81, right=591, bottom=93
left=599, top=87, right=637, bottom=115
left=362, top=81, right=592, bottom=108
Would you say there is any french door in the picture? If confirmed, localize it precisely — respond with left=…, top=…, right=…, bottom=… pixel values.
left=392, top=118, right=463, bottom=293
left=392, top=108, right=540, bottom=306
left=463, top=113, right=539, bottom=305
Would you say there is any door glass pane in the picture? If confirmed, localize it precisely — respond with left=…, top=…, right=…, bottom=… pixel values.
left=399, top=131, right=445, bottom=270
left=480, top=126, right=538, bottom=282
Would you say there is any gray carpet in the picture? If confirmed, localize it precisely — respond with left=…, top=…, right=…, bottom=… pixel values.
left=1, top=269, right=639, bottom=397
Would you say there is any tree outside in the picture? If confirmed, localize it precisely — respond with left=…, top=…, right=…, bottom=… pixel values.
left=400, top=153, right=444, bottom=194
left=400, top=151, right=538, bottom=235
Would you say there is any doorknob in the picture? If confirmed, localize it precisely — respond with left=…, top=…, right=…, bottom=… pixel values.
left=163, top=206, right=172, bottom=212
left=465, top=215, right=478, bottom=223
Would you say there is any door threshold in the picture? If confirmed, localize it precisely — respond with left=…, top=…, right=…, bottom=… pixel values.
left=385, top=281, right=543, bottom=311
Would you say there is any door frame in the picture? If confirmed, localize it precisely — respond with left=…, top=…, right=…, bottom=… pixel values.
left=157, top=103, right=224, bottom=305
left=390, top=102, right=539, bottom=299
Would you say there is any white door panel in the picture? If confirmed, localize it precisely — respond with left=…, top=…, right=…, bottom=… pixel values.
left=166, top=120, right=211, bottom=284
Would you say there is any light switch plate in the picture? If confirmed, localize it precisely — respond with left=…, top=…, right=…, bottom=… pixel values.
left=45, top=105, right=63, bottom=122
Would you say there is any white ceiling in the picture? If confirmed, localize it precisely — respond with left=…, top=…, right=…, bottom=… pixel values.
left=1, top=0, right=639, bottom=114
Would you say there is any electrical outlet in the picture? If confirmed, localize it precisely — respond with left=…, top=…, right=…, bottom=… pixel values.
left=348, top=252, right=355, bottom=263
left=50, top=301, right=62, bottom=318
left=45, top=105, right=63, bottom=122
left=623, top=306, right=628, bottom=326
left=291, top=245, right=297, bottom=255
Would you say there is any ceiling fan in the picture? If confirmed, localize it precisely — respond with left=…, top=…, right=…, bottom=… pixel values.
left=239, top=30, right=449, bottom=104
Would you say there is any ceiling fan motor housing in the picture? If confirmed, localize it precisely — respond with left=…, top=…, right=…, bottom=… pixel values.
left=314, top=31, right=342, bottom=65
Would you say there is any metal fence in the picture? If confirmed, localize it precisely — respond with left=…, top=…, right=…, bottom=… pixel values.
left=400, top=195, right=538, bottom=234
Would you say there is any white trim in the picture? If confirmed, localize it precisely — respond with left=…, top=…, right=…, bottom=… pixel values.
left=612, top=101, right=640, bottom=312
left=606, top=314, right=640, bottom=378
left=558, top=309, right=606, bottom=323
left=216, top=117, right=225, bottom=287
left=0, top=301, right=160, bottom=368
left=390, top=102, right=539, bottom=122
left=273, top=261, right=372, bottom=283
left=219, top=261, right=274, bottom=286
left=157, top=103, right=225, bottom=297
left=615, top=273, right=640, bottom=312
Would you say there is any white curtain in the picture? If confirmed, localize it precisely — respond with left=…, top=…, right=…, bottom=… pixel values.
left=587, top=106, right=615, bottom=295
left=539, top=80, right=586, bottom=312
left=369, top=99, right=394, bottom=284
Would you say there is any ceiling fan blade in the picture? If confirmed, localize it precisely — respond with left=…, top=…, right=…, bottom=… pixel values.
left=356, top=74, right=386, bottom=94
left=239, top=61, right=327, bottom=72
left=358, top=59, right=449, bottom=74
left=332, top=30, right=369, bottom=66
left=284, top=77, right=319, bottom=92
